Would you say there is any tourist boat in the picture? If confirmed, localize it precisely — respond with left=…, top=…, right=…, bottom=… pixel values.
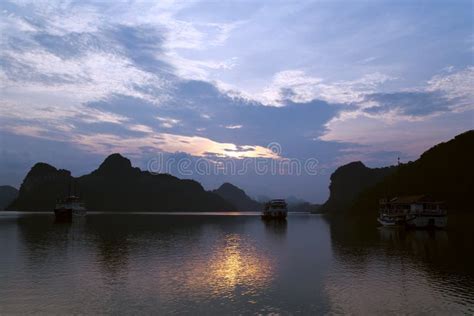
left=54, top=195, right=87, bottom=220
left=378, top=195, right=447, bottom=228
left=261, top=199, right=288, bottom=220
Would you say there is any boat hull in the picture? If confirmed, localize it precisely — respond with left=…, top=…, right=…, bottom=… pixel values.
left=54, top=208, right=73, bottom=220
left=377, top=217, right=405, bottom=227
left=54, top=208, right=87, bottom=220
left=261, top=212, right=287, bottom=220
left=378, top=196, right=447, bottom=229
left=406, top=215, right=447, bottom=229
left=378, top=215, right=447, bottom=229
left=72, top=209, right=87, bottom=216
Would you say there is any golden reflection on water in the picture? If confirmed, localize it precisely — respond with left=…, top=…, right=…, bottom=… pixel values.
left=213, top=234, right=271, bottom=288
left=183, top=233, right=274, bottom=298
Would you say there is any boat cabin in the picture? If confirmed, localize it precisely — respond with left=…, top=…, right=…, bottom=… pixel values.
left=262, top=199, right=288, bottom=219
left=379, top=195, right=446, bottom=216
left=378, top=195, right=447, bottom=228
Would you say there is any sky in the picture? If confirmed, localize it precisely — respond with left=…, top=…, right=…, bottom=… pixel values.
left=0, top=0, right=473, bottom=202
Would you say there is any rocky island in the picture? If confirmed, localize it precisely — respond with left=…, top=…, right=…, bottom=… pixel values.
left=319, top=130, right=474, bottom=227
left=7, top=154, right=239, bottom=212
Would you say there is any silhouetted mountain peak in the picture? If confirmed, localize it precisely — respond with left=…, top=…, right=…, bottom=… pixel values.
left=96, top=153, right=133, bottom=175
left=30, top=162, right=58, bottom=174
left=218, top=182, right=243, bottom=192
left=322, top=130, right=474, bottom=218
left=420, top=129, right=474, bottom=160
left=26, top=163, right=71, bottom=179
left=335, top=161, right=367, bottom=172
left=322, top=160, right=396, bottom=214
left=9, top=154, right=233, bottom=212
left=348, top=161, right=365, bottom=167
left=329, top=161, right=366, bottom=180
left=213, top=182, right=261, bottom=211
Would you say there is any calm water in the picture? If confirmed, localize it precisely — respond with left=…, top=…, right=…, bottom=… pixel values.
left=1, top=212, right=473, bottom=314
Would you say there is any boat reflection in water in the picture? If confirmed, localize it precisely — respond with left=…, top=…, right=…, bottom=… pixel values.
left=325, top=220, right=472, bottom=314
left=263, top=218, right=288, bottom=239
left=378, top=195, right=447, bottom=228
left=54, top=195, right=87, bottom=221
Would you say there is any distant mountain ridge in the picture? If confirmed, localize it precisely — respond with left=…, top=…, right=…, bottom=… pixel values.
left=322, top=130, right=474, bottom=224
left=0, top=185, right=18, bottom=210
left=8, top=153, right=234, bottom=212
left=212, top=182, right=261, bottom=211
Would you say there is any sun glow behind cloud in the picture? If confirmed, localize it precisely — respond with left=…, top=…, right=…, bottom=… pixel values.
left=3, top=128, right=279, bottom=160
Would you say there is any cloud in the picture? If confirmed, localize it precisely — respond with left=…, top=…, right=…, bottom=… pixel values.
left=78, top=108, right=131, bottom=125
left=2, top=48, right=167, bottom=105
left=163, top=20, right=243, bottom=50
left=224, top=125, right=242, bottom=129
left=3, top=125, right=49, bottom=139
left=357, top=56, right=378, bottom=64
left=322, top=110, right=473, bottom=153
left=318, top=67, right=474, bottom=163
left=127, top=124, right=155, bottom=134
left=164, top=52, right=238, bottom=81
left=226, top=70, right=394, bottom=106
left=156, top=116, right=181, bottom=128
left=96, top=1, right=244, bottom=80
left=72, top=132, right=279, bottom=159
left=0, top=99, right=131, bottom=133
left=358, top=67, right=474, bottom=119
left=321, top=67, right=474, bottom=132
left=0, top=1, right=102, bottom=36
left=426, top=66, right=474, bottom=112
left=362, top=91, right=452, bottom=117
left=0, top=0, right=241, bottom=117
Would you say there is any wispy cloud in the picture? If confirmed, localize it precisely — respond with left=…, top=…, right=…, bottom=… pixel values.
left=156, top=116, right=181, bottom=128
left=224, top=125, right=243, bottom=129
left=426, top=66, right=474, bottom=112
left=1, top=48, right=167, bottom=104
left=319, top=67, right=474, bottom=158
left=127, top=124, right=155, bottom=134
left=73, top=132, right=279, bottom=159
left=222, top=70, right=394, bottom=106
left=164, top=53, right=238, bottom=81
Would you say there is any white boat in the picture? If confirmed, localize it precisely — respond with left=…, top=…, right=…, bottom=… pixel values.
left=378, top=195, right=447, bottom=229
left=54, top=195, right=87, bottom=220
left=262, top=199, right=288, bottom=220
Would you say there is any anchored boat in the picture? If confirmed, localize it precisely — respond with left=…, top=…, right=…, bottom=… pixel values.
left=378, top=195, right=447, bottom=229
left=54, top=195, right=87, bottom=220
left=262, top=199, right=288, bottom=220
